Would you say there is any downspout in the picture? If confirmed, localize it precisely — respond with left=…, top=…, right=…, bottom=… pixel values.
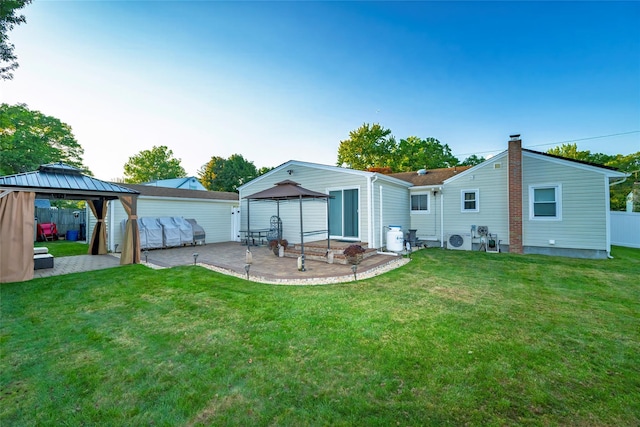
left=379, top=184, right=383, bottom=249
left=440, top=187, right=445, bottom=247
left=368, top=174, right=378, bottom=248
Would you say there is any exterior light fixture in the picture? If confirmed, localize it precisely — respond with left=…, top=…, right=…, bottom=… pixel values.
left=244, top=263, right=251, bottom=279
left=351, top=264, right=357, bottom=280
left=193, top=253, right=199, bottom=265
left=114, top=244, right=119, bottom=253
left=143, top=250, right=149, bottom=263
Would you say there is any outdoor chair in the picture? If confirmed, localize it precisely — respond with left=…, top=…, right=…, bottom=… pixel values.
left=37, top=222, right=58, bottom=241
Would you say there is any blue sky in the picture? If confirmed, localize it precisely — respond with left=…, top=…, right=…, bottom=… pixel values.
left=2, top=1, right=639, bottom=180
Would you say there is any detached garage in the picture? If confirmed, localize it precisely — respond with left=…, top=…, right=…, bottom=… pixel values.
left=87, top=184, right=239, bottom=252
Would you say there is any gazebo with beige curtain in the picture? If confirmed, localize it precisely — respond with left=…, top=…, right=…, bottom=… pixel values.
left=0, top=163, right=140, bottom=283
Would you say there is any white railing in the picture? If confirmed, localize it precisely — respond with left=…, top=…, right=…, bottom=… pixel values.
left=611, top=211, right=640, bottom=248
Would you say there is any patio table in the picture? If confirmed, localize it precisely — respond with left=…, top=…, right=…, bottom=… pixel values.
left=240, top=229, right=270, bottom=246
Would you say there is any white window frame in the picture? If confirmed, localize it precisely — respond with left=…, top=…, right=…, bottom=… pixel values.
left=410, top=192, right=430, bottom=214
left=529, top=184, right=562, bottom=221
left=461, top=189, right=479, bottom=213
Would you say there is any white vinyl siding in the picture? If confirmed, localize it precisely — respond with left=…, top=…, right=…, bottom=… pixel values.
left=522, top=153, right=607, bottom=250
left=408, top=189, right=440, bottom=239
left=380, top=182, right=411, bottom=246
left=97, top=196, right=238, bottom=252
left=442, top=154, right=509, bottom=241
left=239, top=165, right=370, bottom=244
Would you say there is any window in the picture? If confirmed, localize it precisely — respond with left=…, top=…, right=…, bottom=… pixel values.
left=530, top=185, right=562, bottom=220
left=410, top=193, right=429, bottom=213
left=461, top=189, right=479, bottom=212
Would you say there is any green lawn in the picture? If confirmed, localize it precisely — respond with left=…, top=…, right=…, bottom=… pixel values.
left=34, top=240, right=88, bottom=257
left=1, top=247, right=638, bottom=426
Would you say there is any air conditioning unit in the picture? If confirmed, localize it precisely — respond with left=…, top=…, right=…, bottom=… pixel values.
left=446, top=233, right=472, bottom=251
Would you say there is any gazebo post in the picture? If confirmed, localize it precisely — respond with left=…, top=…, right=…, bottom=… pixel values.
left=299, top=195, right=305, bottom=271
left=276, top=201, right=281, bottom=240
left=326, top=198, right=330, bottom=253
left=246, top=199, right=250, bottom=247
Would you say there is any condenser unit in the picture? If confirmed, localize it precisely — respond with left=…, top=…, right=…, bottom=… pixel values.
left=446, top=233, right=472, bottom=251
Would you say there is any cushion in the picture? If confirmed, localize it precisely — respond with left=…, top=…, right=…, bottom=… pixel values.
left=34, top=253, right=54, bottom=270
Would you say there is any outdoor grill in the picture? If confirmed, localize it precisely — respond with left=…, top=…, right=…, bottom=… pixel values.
left=186, top=218, right=206, bottom=245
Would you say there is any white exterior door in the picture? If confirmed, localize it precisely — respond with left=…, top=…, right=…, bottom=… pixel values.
left=231, top=206, right=241, bottom=242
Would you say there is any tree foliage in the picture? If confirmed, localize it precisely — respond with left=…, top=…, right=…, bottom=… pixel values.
left=394, top=136, right=459, bottom=171
left=337, top=123, right=397, bottom=170
left=1, top=0, right=31, bottom=80
left=0, top=103, right=89, bottom=175
left=460, top=154, right=486, bottom=166
left=123, top=145, right=186, bottom=184
left=547, top=143, right=640, bottom=211
left=337, top=123, right=461, bottom=172
left=198, top=154, right=257, bottom=192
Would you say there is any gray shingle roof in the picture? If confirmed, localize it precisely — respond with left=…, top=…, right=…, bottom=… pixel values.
left=119, top=183, right=238, bottom=201
left=389, top=166, right=473, bottom=186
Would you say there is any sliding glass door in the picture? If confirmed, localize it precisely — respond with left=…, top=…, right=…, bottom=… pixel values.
left=329, top=188, right=359, bottom=239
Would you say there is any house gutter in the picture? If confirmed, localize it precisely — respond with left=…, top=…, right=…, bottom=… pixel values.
left=609, top=176, right=628, bottom=187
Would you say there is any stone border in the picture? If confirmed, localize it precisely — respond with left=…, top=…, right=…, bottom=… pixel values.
left=195, top=257, right=410, bottom=285
left=132, top=251, right=412, bottom=285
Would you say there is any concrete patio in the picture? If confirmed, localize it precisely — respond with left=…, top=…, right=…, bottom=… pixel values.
left=33, top=242, right=411, bottom=285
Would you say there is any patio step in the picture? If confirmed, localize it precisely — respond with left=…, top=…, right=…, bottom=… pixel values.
left=282, top=244, right=377, bottom=265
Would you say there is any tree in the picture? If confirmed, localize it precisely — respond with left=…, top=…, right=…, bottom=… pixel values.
left=547, top=143, right=640, bottom=211
left=460, top=154, right=485, bottom=166
left=0, top=103, right=89, bottom=175
left=606, top=152, right=640, bottom=211
left=257, top=166, right=274, bottom=176
left=394, top=136, right=459, bottom=171
left=337, top=123, right=397, bottom=170
left=547, top=143, right=596, bottom=163
left=123, top=145, right=186, bottom=184
left=198, top=154, right=258, bottom=192
left=1, top=0, right=31, bottom=80
left=198, top=155, right=225, bottom=190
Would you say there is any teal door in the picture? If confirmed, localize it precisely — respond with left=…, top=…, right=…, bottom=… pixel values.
left=329, top=189, right=358, bottom=238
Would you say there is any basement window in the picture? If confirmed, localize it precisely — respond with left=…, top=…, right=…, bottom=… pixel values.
left=530, top=184, right=562, bottom=220
left=461, top=189, right=479, bottom=212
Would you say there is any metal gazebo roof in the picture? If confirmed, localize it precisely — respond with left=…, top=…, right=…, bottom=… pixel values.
left=0, top=162, right=138, bottom=199
left=244, top=179, right=329, bottom=201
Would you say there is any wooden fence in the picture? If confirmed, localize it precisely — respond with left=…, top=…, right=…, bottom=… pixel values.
left=35, top=208, right=87, bottom=240
left=610, top=211, right=640, bottom=249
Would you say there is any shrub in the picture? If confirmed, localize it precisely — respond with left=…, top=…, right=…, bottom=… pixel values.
left=343, top=244, right=365, bottom=257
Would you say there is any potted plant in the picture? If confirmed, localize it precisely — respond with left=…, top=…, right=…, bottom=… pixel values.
left=269, top=239, right=288, bottom=257
left=343, top=244, right=365, bottom=265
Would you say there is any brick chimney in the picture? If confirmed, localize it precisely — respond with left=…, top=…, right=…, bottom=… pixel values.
left=508, top=134, right=523, bottom=254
